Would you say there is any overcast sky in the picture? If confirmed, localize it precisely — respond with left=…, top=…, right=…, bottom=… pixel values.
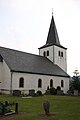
left=0, top=0, right=80, bottom=76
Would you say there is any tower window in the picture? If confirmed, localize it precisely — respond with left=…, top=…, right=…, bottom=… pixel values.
left=61, top=80, right=64, bottom=87
left=47, top=51, right=49, bottom=56
left=43, top=51, right=46, bottom=57
left=61, top=52, right=63, bottom=57
left=19, top=77, right=24, bottom=88
left=38, top=79, right=42, bottom=88
left=58, top=51, right=60, bottom=56
left=50, top=79, right=53, bottom=88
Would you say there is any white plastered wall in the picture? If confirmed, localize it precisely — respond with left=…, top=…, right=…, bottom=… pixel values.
left=0, top=59, right=69, bottom=94
left=39, top=46, right=54, bottom=62
left=54, top=46, right=67, bottom=72
left=12, top=72, right=69, bottom=94
left=39, top=45, right=67, bottom=72
left=0, top=62, right=3, bottom=91
left=0, top=60, right=11, bottom=94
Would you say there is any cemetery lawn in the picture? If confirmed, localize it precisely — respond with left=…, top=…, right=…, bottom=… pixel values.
left=0, top=95, right=80, bottom=120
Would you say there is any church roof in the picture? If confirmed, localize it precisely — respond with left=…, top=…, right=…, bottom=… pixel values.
left=39, top=15, right=67, bottom=49
left=0, top=47, right=69, bottom=77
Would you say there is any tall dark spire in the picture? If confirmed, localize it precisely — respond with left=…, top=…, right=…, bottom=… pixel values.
left=46, top=14, right=60, bottom=46
left=39, top=13, right=67, bottom=49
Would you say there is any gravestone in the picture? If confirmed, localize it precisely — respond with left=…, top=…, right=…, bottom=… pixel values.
left=57, top=90, right=61, bottom=95
left=13, top=90, right=21, bottom=96
left=43, top=100, right=50, bottom=116
left=45, top=90, right=50, bottom=95
left=29, top=89, right=35, bottom=96
left=74, top=90, right=78, bottom=96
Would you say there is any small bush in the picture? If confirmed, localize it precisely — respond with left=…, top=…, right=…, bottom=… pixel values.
left=57, top=86, right=61, bottom=90
left=36, top=91, right=42, bottom=96
left=0, top=102, right=11, bottom=115
left=20, top=92, right=28, bottom=97
left=50, top=87, right=57, bottom=95
left=45, top=90, right=51, bottom=95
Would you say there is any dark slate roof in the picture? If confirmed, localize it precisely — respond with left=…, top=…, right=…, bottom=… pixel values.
left=39, top=15, right=67, bottom=49
left=46, top=15, right=60, bottom=45
left=0, top=46, right=69, bottom=77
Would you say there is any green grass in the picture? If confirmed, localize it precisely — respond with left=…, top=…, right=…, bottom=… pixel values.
left=0, top=95, right=80, bottom=120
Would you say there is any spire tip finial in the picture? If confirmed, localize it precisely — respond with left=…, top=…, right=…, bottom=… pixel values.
left=52, top=8, right=53, bottom=16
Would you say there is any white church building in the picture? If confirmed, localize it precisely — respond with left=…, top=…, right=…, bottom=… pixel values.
left=0, top=14, right=70, bottom=94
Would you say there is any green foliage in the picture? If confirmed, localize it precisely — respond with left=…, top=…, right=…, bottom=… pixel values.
left=49, top=87, right=57, bottom=95
left=46, top=86, right=62, bottom=95
left=57, top=86, right=61, bottom=90
left=0, top=102, right=3, bottom=115
left=36, top=91, right=42, bottom=96
left=20, top=92, right=28, bottom=97
left=0, top=102, right=11, bottom=115
left=70, top=76, right=80, bottom=92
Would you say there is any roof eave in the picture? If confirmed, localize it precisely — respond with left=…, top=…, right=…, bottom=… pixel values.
left=11, top=70, right=70, bottom=78
left=38, top=44, right=67, bottom=50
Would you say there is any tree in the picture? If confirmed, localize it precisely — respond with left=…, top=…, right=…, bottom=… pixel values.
left=70, top=69, right=80, bottom=92
left=49, top=87, right=57, bottom=95
left=73, top=69, right=79, bottom=76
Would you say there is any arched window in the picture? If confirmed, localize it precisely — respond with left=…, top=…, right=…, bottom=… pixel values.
left=19, top=77, right=24, bottom=88
left=61, top=52, right=63, bottom=57
left=47, top=51, right=49, bottom=56
left=43, top=51, right=46, bottom=57
left=61, top=80, right=64, bottom=87
left=58, top=51, right=60, bottom=56
left=38, top=79, right=42, bottom=88
left=50, top=79, right=53, bottom=88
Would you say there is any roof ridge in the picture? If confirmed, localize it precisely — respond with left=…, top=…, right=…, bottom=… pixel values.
left=0, top=46, right=41, bottom=57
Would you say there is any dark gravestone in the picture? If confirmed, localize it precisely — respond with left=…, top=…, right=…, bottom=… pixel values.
left=43, top=100, right=50, bottom=116
left=45, top=90, right=50, bottom=95
left=57, top=90, right=61, bottom=95
left=29, top=89, right=35, bottom=96
left=15, top=103, right=18, bottom=114
left=13, top=90, right=21, bottom=96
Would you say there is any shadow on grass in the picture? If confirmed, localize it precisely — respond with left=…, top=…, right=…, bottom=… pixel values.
left=38, top=112, right=58, bottom=117
left=0, top=112, right=27, bottom=120
left=0, top=112, right=58, bottom=120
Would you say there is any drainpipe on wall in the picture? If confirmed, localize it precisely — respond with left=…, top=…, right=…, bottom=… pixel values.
left=0, top=82, right=1, bottom=92
left=10, top=71, right=13, bottom=95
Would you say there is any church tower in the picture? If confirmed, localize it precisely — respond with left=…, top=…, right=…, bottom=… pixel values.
left=39, top=14, right=67, bottom=72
